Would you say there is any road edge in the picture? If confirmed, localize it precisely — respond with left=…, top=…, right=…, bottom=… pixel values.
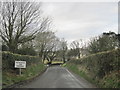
left=64, top=66, right=97, bottom=88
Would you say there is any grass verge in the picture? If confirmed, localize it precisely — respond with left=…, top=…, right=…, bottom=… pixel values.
left=64, top=62, right=120, bottom=88
left=2, top=61, right=46, bottom=88
left=64, top=63, right=98, bottom=86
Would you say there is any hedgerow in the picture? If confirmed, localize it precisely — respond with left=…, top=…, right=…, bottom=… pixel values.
left=2, top=51, right=41, bottom=70
left=68, top=48, right=120, bottom=79
left=66, top=49, right=120, bottom=88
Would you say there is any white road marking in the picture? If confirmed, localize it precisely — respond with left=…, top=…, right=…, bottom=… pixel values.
left=65, top=68, right=86, bottom=88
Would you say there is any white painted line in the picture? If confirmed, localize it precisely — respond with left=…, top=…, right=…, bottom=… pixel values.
left=65, top=68, right=86, bottom=88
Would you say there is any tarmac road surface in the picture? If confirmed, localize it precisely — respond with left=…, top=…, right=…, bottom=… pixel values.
left=21, top=65, right=96, bottom=88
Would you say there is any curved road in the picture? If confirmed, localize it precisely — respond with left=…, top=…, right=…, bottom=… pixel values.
left=21, top=66, right=96, bottom=88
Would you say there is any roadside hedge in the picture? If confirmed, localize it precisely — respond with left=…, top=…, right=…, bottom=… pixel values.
left=2, top=51, right=40, bottom=70
left=66, top=49, right=120, bottom=88
left=68, top=49, right=120, bottom=78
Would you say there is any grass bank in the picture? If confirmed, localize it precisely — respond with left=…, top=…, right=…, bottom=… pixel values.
left=2, top=61, right=46, bottom=88
left=64, top=63, right=97, bottom=86
left=2, top=51, right=46, bottom=88
left=64, top=49, right=120, bottom=88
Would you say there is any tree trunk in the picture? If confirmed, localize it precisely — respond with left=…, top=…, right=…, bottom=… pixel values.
left=7, top=42, right=18, bottom=53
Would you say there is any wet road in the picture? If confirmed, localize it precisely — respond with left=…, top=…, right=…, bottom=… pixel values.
left=22, top=66, right=96, bottom=88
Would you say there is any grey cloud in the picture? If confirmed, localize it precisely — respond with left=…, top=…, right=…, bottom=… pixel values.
left=42, top=2, right=118, bottom=43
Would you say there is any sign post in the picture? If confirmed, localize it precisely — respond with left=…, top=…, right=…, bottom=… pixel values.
left=15, top=61, right=26, bottom=75
left=19, top=68, right=21, bottom=76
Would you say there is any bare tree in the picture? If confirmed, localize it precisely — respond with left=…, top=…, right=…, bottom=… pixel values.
left=0, top=1, right=48, bottom=52
left=70, top=39, right=84, bottom=58
left=70, top=40, right=80, bottom=58
left=47, top=38, right=63, bottom=62
left=35, top=31, right=61, bottom=62
left=59, top=38, right=67, bottom=63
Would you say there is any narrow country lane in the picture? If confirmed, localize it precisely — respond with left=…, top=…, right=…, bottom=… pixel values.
left=20, top=66, right=96, bottom=88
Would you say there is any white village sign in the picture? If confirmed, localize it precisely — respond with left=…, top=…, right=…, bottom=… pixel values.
left=15, top=61, right=26, bottom=75
left=15, top=61, right=26, bottom=68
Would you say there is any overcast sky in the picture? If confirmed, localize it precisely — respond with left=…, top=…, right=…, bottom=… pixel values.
left=41, top=2, right=118, bottom=44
